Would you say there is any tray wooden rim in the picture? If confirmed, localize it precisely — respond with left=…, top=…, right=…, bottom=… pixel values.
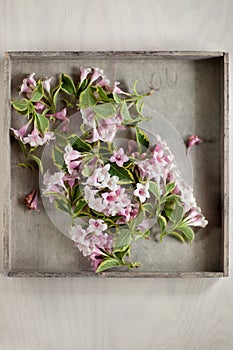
left=3, top=51, right=229, bottom=278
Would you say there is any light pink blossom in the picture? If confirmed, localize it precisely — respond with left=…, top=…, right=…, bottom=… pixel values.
left=43, top=131, right=55, bottom=143
left=87, top=164, right=111, bottom=189
left=184, top=207, right=208, bottom=227
left=20, top=73, right=36, bottom=98
left=64, top=145, right=82, bottom=174
left=187, top=135, right=203, bottom=151
left=110, top=148, right=129, bottom=167
left=112, top=81, right=129, bottom=95
left=134, top=183, right=150, bottom=203
left=42, top=77, right=53, bottom=94
left=11, top=123, right=30, bottom=141
left=23, top=128, right=44, bottom=146
left=23, top=187, right=39, bottom=211
left=34, top=102, right=46, bottom=112
left=80, top=67, right=92, bottom=85
left=87, top=219, right=108, bottom=235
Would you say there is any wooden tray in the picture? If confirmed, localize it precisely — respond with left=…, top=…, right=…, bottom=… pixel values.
left=3, top=51, right=229, bottom=277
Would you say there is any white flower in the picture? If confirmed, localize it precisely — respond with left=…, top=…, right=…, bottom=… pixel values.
left=134, top=183, right=150, bottom=203
left=42, top=77, right=53, bottom=94
left=87, top=219, right=108, bottom=235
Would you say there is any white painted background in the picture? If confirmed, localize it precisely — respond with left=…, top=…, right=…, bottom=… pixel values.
left=0, top=1, right=232, bottom=349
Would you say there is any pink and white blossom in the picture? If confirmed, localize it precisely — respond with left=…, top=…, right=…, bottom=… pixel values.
left=34, top=102, right=46, bottom=112
left=187, top=135, right=203, bottom=151
left=80, top=66, right=92, bottom=85
left=42, top=77, right=53, bottom=94
left=20, top=73, right=36, bottom=98
left=64, top=145, right=82, bottom=174
left=134, top=182, right=150, bottom=203
left=87, top=164, right=111, bottom=189
left=184, top=207, right=208, bottom=228
left=112, top=81, right=129, bottom=95
left=110, top=148, right=129, bottom=167
left=11, top=123, right=30, bottom=141
left=23, top=128, right=44, bottom=146
left=43, top=131, right=55, bottom=143
left=87, top=219, right=108, bottom=235
left=23, top=127, right=55, bottom=147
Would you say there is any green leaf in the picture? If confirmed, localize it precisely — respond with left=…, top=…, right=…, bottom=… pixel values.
left=143, top=203, right=154, bottom=215
left=136, top=126, right=149, bottom=151
left=82, top=164, right=93, bottom=177
left=79, top=86, right=96, bottom=107
left=177, top=225, right=194, bottom=242
left=113, top=93, right=122, bottom=103
left=30, top=84, right=43, bottom=102
left=52, top=86, right=61, bottom=107
left=149, top=181, right=160, bottom=200
left=121, top=101, right=133, bottom=123
left=114, top=229, right=132, bottom=252
left=167, top=231, right=185, bottom=243
left=11, top=100, right=29, bottom=112
left=35, top=113, right=49, bottom=135
left=72, top=137, right=92, bottom=152
left=169, top=203, right=184, bottom=224
left=158, top=215, right=167, bottom=232
left=164, top=194, right=180, bottom=202
left=73, top=199, right=87, bottom=217
left=97, top=86, right=111, bottom=102
left=96, top=258, right=120, bottom=273
left=93, top=103, right=115, bottom=119
left=165, top=182, right=176, bottom=194
left=52, top=146, right=65, bottom=169
left=71, top=184, right=82, bottom=203
left=61, top=73, right=76, bottom=95
left=133, top=210, right=145, bottom=229
left=133, top=80, right=139, bottom=95
left=27, top=154, right=43, bottom=173
left=54, top=198, right=72, bottom=215
left=109, top=163, right=135, bottom=184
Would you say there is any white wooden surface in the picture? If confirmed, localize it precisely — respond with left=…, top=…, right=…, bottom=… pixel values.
left=0, top=0, right=232, bottom=349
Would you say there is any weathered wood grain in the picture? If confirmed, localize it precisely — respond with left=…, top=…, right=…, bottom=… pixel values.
left=1, top=1, right=233, bottom=350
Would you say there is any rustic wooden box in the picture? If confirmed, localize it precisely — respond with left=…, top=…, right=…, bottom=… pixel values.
left=3, top=51, right=229, bottom=277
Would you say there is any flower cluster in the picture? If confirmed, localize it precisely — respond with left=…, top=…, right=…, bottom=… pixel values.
left=70, top=219, right=113, bottom=270
left=11, top=66, right=207, bottom=274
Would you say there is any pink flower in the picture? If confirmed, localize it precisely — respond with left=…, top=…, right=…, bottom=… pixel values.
left=48, top=108, right=69, bottom=131
left=34, top=102, right=45, bottom=112
left=20, top=73, right=36, bottom=98
left=81, top=108, right=96, bottom=128
left=134, top=183, right=150, bottom=203
left=112, top=81, right=129, bottom=95
left=184, top=207, right=208, bottom=227
left=89, top=67, right=110, bottom=87
left=64, top=145, right=82, bottom=174
left=80, top=67, right=92, bottom=85
left=44, top=170, right=65, bottom=189
left=87, top=164, right=111, bottom=189
left=97, top=119, right=117, bottom=142
left=110, top=148, right=129, bottom=167
left=89, top=197, right=106, bottom=212
left=187, top=135, right=203, bottom=151
left=11, top=123, right=30, bottom=141
left=23, top=128, right=44, bottom=146
left=43, top=170, right=66, bottom=202
left=23, top=187, right=39, bottom=211
left=43, top=131, right=55, bottom=143
left=42, top=77, right=53, bottom=94
left=87, top=219, right=108, bottom=235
